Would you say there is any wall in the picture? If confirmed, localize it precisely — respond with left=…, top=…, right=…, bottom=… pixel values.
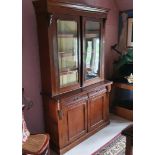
left=115, top=0, right=133, bottom=11
left=22, top=0, right=132, bottom=132
left=22, top=0, right=45, bottom=133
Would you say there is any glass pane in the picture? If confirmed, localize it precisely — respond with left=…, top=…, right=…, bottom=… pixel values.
left=84, top=21, right=100, bottom=80
left=57, top=20, right=79, bottom=87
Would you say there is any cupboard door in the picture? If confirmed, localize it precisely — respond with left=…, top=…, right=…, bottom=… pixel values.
left=88, top=92, right=108, bottom=131
left=64, top=100, right=87, bottom=142
left=51, top=15, right=81, bottom=94
left=82, top=18, right=104, bottom=86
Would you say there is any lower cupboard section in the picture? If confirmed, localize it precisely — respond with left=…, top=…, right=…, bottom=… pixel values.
left=43, top=85, right=111, bottom=155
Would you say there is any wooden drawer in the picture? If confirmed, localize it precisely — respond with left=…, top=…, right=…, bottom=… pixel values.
left=61, top=93, right=88, bottom=107
left=88, top=86, right=106, bottom=98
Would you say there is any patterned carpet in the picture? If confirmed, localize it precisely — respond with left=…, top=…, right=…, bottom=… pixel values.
left=92, top=134, right=126, bottom=155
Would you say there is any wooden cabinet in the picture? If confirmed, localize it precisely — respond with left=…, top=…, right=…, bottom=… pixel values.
left=33, top=1, right=112, bottom=154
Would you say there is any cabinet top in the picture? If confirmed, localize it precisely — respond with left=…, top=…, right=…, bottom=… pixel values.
left=33, top=0, right=109, bottom=18
left=41, top=80, right=113, bottom=99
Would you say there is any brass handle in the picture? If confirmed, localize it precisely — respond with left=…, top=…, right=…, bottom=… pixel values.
left=57, top=99, right=63, bottom=120
left=58, top=110, right=63, bottom=120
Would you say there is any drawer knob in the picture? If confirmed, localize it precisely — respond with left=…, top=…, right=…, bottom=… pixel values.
left=74, top=97, right=79, bottom=101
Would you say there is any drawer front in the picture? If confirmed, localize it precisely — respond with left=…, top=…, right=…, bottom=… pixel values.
left=88, top=86, right=106, bottom=98
left=61, top=93, right=88, bottom=107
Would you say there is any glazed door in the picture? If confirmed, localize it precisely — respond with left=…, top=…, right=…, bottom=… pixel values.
left=50, top=15, right=81, bottom=95
left=88, top=88, right=108, bottom=131
left=82, top=18, right=105, bottom=86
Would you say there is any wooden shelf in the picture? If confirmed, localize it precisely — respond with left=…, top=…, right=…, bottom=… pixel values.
left=114, top=106, right=133, bottom=121
left=113, top=82, right=133, bottom=90
left=112, top=82, right=133, bottom=121
left=85, top=33, right=99, bottom=38
left=59, top=52, right=75, bottom=57
left=58, top=33, right=77, bottom=38
left=60, top=70, right=78, bottom=75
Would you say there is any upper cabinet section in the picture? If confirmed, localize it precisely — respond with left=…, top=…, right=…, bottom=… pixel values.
left=33, top=0, right=109, bottom=96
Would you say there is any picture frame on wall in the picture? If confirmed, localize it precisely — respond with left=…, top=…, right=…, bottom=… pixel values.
left=118, top=10, right=133, bottom=50
left=127, top=18, right=133, bottom=47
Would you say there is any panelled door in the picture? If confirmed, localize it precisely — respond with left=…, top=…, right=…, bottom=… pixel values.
left=88, top=89, right=108, bottom=131
left=62, top=95, right=88, bottom=144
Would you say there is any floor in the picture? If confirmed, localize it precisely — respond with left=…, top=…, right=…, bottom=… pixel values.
left=51, top=114, right=132, bottom=155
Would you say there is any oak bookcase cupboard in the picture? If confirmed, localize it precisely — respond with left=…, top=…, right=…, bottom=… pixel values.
left=33, top=0, right=112, bottom=154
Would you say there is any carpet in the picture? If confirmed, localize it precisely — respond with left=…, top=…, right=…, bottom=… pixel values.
left=92, top=133, right=126, bottom=155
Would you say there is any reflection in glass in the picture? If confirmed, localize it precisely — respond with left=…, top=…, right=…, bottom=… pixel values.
left=84, top=21, right=100, bottom=80
left=57, top=20, right=79, bottom=87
